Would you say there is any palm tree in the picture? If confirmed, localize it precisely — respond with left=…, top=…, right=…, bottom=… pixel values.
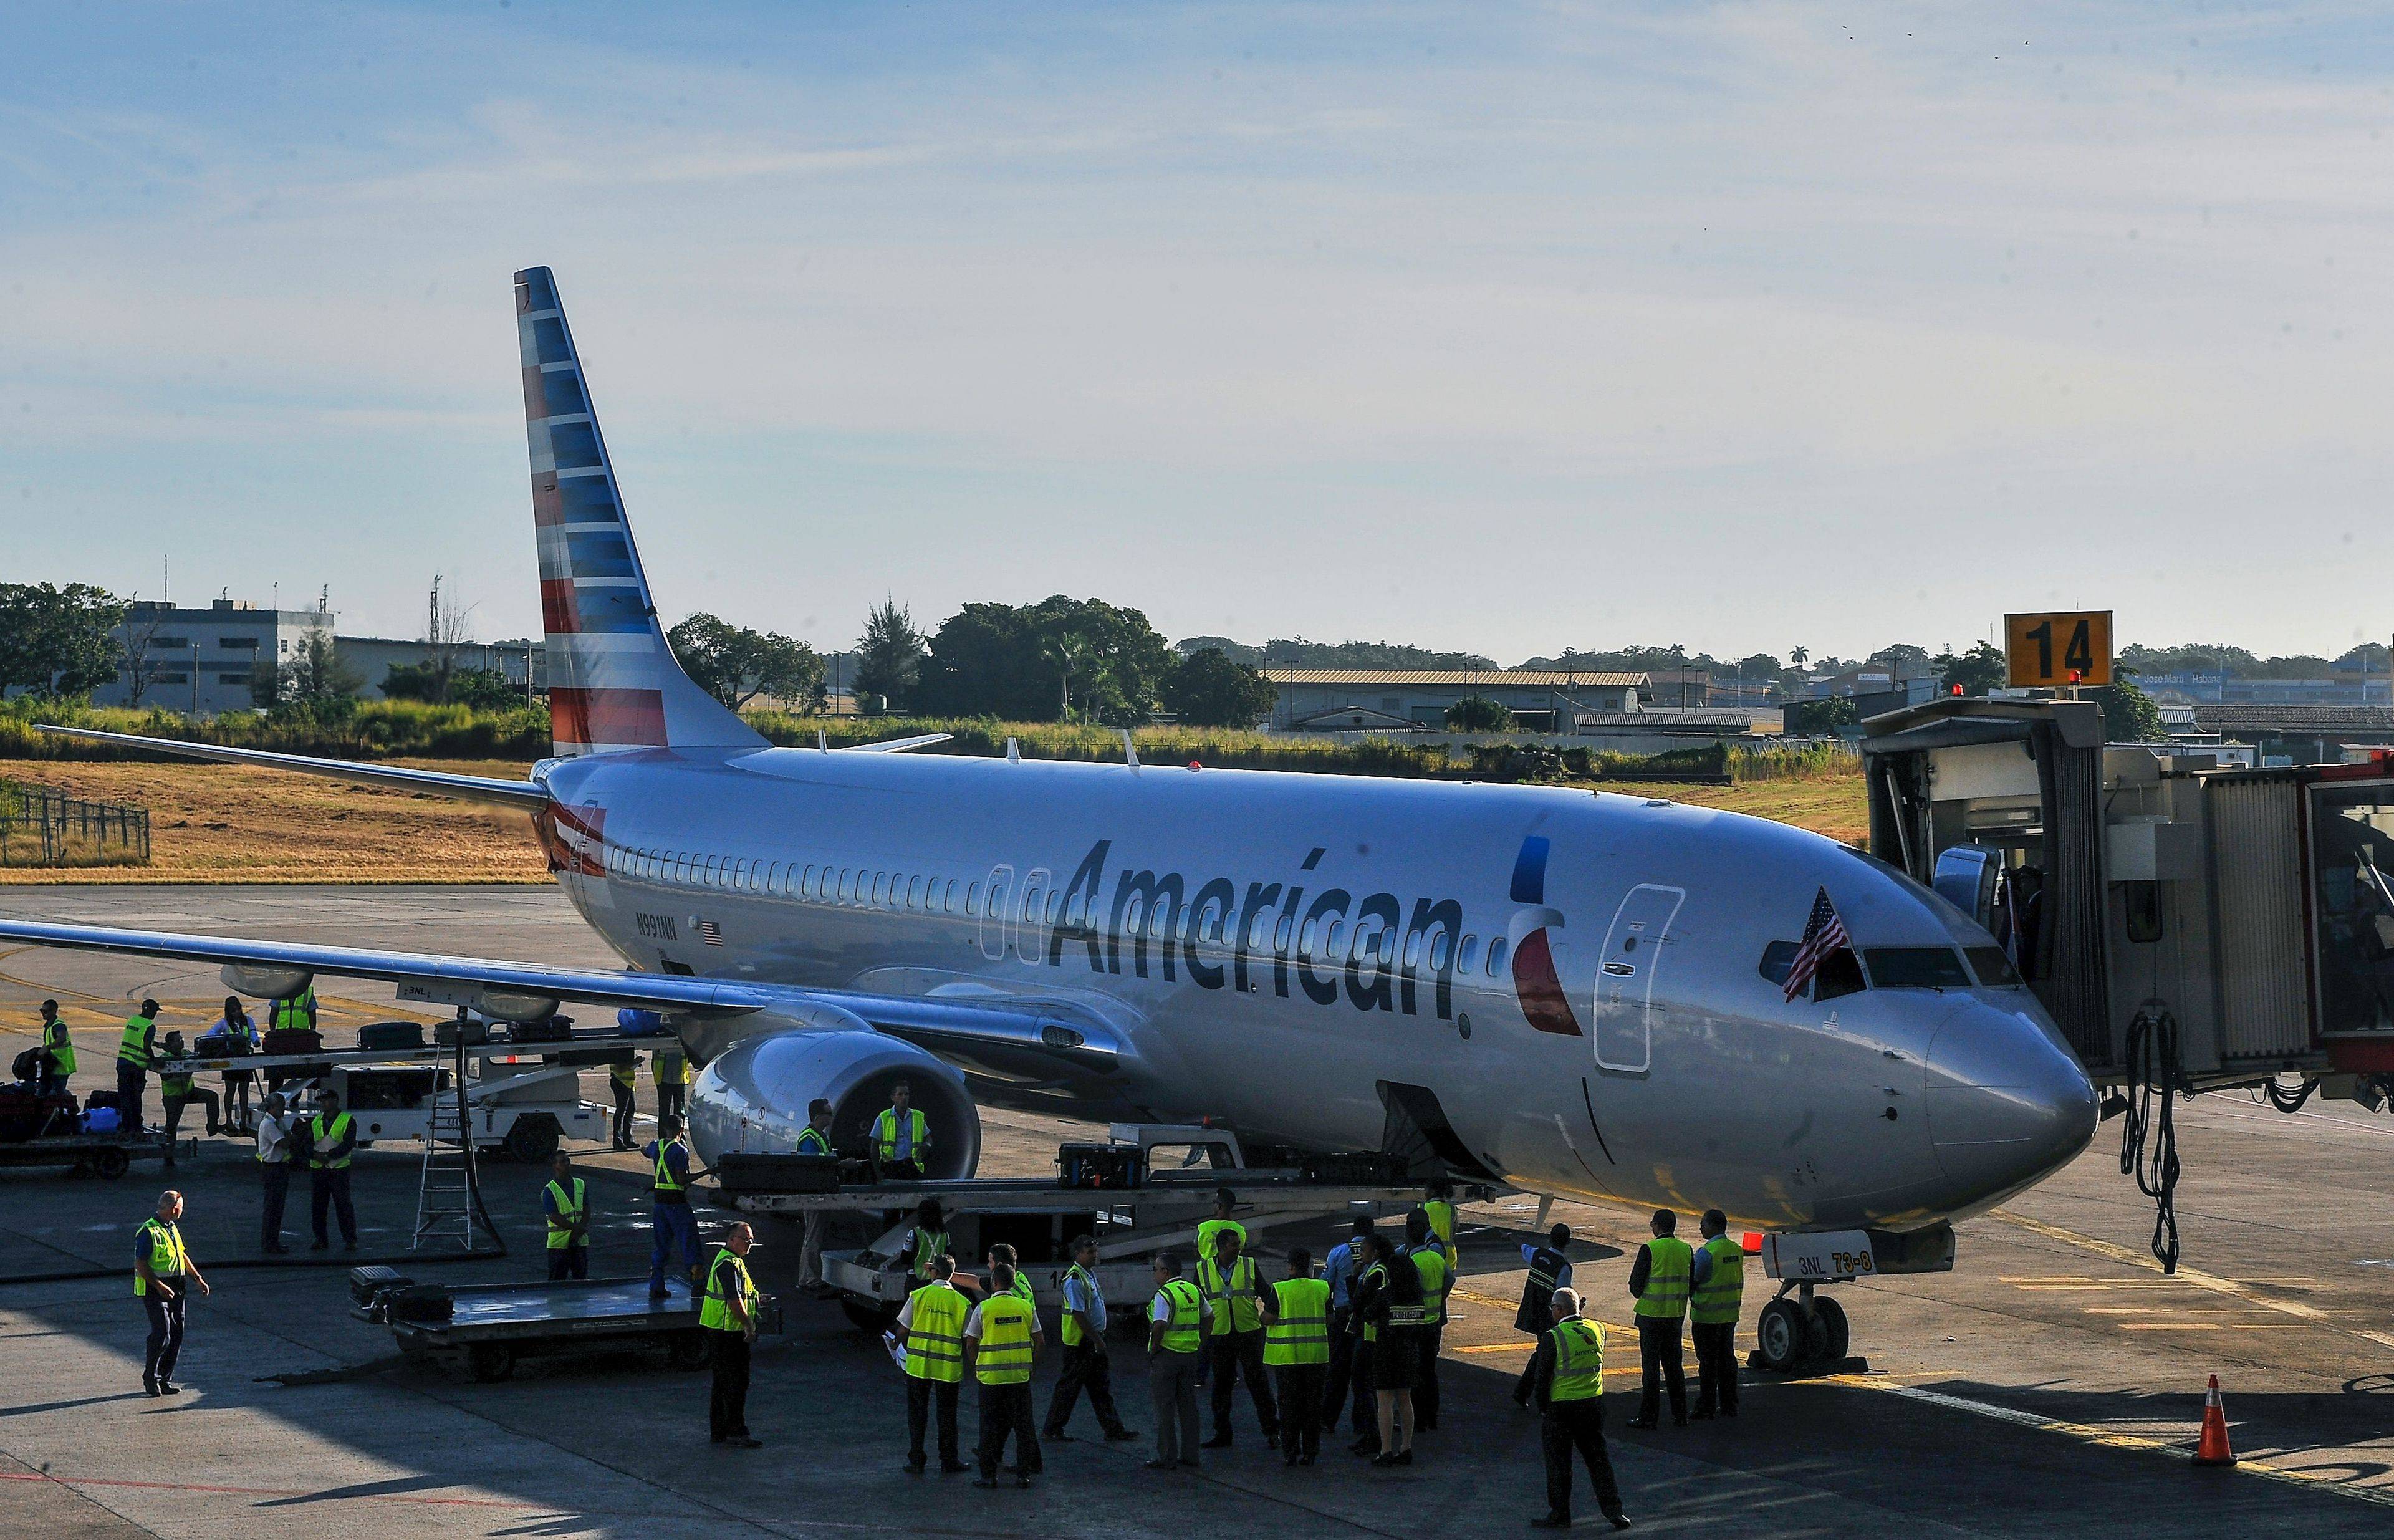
left=1042, top=633, right=1097, bottom=720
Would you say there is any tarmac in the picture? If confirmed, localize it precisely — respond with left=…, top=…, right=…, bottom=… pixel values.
left=2, top=884, right=2391, bottom=1538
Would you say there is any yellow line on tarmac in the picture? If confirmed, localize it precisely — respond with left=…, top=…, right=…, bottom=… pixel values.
left=1991, top=1210, right=2394, bottom=1354
left=1792, top=1375, right=2394, bottom=1511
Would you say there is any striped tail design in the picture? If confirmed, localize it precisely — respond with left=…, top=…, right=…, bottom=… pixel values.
left=513, top=267, right=767, bottom=757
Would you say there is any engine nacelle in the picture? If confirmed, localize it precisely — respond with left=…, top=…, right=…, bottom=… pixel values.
left=688, top=1027, right=980, bottom=1178
left=221, top=964, right=313, bottom=1001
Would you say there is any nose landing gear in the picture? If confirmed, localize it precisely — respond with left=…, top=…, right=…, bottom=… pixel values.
left=1752, top=1283, right=1852, bottom=1372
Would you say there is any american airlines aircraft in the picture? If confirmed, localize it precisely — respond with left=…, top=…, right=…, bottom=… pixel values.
left=4, top=269, right=2095, bottom=1349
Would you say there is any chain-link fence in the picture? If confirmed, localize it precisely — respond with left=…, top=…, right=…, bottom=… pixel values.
left=0, top=782, right=151, bottom=867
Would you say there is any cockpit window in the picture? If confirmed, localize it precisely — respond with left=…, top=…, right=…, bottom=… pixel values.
left=1860, top=946, right=1972, bottom=989
left=1757, top=940, right=1797, bottom=986
left=1757, top=940, right=1867, bottom=1002
left=1964, top=945, right=2024, bottom=989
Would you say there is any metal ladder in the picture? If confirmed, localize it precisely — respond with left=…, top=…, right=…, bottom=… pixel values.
left=411, top=1032, right=503, bottom=1253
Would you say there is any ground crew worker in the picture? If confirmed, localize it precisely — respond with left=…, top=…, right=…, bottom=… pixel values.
left=1321, top=1215, right=1375, bottom=1443
left=645, top=1114, right=699, bottom=1299
left=543, top=1152, right=591, bottom=1281
left=1145, top=1252, right=1208, bottom=1471
left=1358, top=1230, right=1423, bottom=1466
left=1625, top=1208, right=1691, bottom=1429
left=701, top=1221, right=762, bottom=1447
left=1196, top=1187, right=1246, bottom=1266
left=215, top=997, right=258, bottom=1135
left=1690, top=1208, right=1743, bottom=1419
left=1513, top=1223, right=1575, bottom=1407
left=1198, top=1228, right=1279, bottom=1449
left=135, top=1188, right=209, bottom=1397
left=872, top=1081, right=931, bottom=1180
left=607, top=1052, right=640, bottom=1150
left=897, top=1199, right=948, bottom=1292
left=1423, top=1180, right=1458, bottom=1261
left=115, top=999, right=159, bottom=1133
left=966, top=1259, right=1044, bottom=1487
left=651, top=1044, right=691, bottom=1125
left=897, top=1253, right=969, bottom=1473
left=158, top=1033, right=222, bottom=1150
left=1528, top=1288, right=1630, bottom=1531
left=35, top=999, right=73, bottom=1097
left=1260, top=1246, right=1331, bottom=1466
left=264, top=986, right=315, bottom=1095
left=255, top=1092, right=294, bottom=1254
left=307, top=1089, right=359, bottom=1250
left=1406, top=1208, right=1450, bottom=1433
left=1043, top=1233, right=1138, bottom=1445
left=795, top=1097, right=834, bottom=1294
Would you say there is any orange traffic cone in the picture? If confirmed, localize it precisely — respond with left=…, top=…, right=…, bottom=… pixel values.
left=2193, top=1374, right=2236, bottom=1467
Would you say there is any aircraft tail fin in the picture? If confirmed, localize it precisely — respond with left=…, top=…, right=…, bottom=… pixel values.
left=513, top=266, right=767, bottom=757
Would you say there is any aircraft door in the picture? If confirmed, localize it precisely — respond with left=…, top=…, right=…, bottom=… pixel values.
left=1017, top=868, right=1052, bottom=965
left=1592, top=883, right=1685, bottom=1074
left=979, top=865, right=1014, bottom=961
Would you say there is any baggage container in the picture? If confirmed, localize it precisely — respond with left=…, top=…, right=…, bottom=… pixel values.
left=358, top=1021, right=426, bottom=1052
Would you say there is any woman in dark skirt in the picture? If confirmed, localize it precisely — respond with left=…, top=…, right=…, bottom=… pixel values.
left=214, top=997, right=258, bottom=1135
left=1359, top=1231, right=1421, bottom=1466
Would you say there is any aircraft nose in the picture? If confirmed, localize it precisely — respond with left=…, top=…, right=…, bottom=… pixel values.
left=1922, top=1001, right=2098, bottom=1204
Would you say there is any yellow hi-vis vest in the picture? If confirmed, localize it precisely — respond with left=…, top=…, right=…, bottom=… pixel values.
left=43, top=1018, right=75, bottom=1074
left=1425, top=1199, right=1456, bottom=1261
left=1691, top=1234, right=1746, bottom=1324
left=1196, top=1216, right=1246, bottom=1265
left=974, top=1294, right=1037, bottom=1384
left=1155, top=1278, right=1203, bottom=1353
left=1411, top=1243, right=1451, bottom=1326
left=1196, top=1253, right=1264, bottom=1335
left=308, top=1110, right=354, bottom=1170
left=544, top=1178, right=587, bottom=1249
left=905, top=1282, right=968, bottom=1383
left=134, top=1217, right=188, bottom=1297
left=117, top=1015, right=155, bottom=1069
left=608, top=1061, right=638, bottom=1089
left=1549, top=1317, right=1605, bottom=1401
left=908, top=1227, right=948, bottom=1280
left=700, top=1246, right=755, bottom=1331
left=873, top=1106, right=929, bottom=1162
left=653, top=1138, right=688, bottom=1196
left=1262, top=1276, right=1332, bottom=1366
left=651, top=1050, right=692, bottom=1085
left=1060, top=1263, right=1099, bottom=1347
left=269, top=989, right=315, bottom=1031
left=1636, top=1235, right=1694, bottom=1319
left=794, top=1125, right=832, bottom=1156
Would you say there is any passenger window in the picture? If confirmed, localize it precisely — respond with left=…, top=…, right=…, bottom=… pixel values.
left=1324, top=918, right=1347, bottom=957
left=944, top=880, right=958, bottom=913
left=1298, top=915, right=1319, bottom=955
left=966, top=882, right=980, bottom=912
left=1457, top=934, right=1479, bottom=972
left=1429, top=930, right=1451, bottom=970
left=1485, top=936, right=1509, bottom=976
left=908, top=876, right=922, bottom=908
left=1403, top=931, right=1424, bottom=968
left=839, top=869, right=855, bottom=902
left=1047, top=891, right=1062, bottom=924
left=1150, top=904, right=1170, bottom=939
left=1862, top=947, right=1973, bottom=989
left=1965, top=945, right=2022, bottom=989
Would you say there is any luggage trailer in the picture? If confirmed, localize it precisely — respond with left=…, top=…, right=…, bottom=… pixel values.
left=353, top=1273, right=781, bottom=1383
left=0, top=1129, right=174, bottom=1181
left=717, top=1124, right=1476, bottom=1335
left=153, top=1029, right=647, bottom=1162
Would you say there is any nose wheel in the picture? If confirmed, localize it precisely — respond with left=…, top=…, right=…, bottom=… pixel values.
left=1752, top=1284, right=1852, bottom=1372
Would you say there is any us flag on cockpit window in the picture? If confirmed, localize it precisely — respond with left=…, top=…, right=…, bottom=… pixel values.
left=1783, top=887, right=1849, bottom=1001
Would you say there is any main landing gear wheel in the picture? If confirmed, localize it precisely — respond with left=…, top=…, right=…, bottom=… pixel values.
left=1811, top=1295, right=1850, bottom=1362
left=842, top=1296, right=901, bottom=1335
left=1754, top=1298, right=1810, bottom=1373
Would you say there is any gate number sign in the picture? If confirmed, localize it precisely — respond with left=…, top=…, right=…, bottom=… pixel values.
left=2004, top=611, right=2112, bottom=688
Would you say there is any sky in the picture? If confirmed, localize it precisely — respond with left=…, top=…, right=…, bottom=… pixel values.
left=4, top=1, right=2392, bottom=665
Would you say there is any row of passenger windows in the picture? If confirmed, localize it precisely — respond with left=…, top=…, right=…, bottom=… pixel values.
left=601, top=842, right=1514, bottom=978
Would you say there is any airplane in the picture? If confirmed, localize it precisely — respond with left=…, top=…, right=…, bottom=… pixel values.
left=4, top=268, right=2096, bottom=1359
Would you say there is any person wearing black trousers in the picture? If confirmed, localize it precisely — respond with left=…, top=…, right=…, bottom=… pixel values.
left=1528, top=1288, right=1630, bottom=1530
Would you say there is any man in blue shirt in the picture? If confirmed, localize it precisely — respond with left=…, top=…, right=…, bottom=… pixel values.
left=1319, top=1216, right=1375, bottom=1445
left=645, top=1114, right=700, bottom=1300
left=1041, top=1234, right=1138, bottom=1444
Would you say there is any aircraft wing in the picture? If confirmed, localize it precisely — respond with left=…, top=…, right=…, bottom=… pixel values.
left=30, top=726, right=550, bottom=811
left=0, top=918, right=1123, bottom=1074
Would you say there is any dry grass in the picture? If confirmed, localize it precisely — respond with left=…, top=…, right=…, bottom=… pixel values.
left=0, top=759, right=1868, bottom=885
left=0, top=759, right=548, bottom=885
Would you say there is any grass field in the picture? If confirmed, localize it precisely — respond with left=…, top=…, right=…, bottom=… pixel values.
left=0, top=759, right=1868, bottom=884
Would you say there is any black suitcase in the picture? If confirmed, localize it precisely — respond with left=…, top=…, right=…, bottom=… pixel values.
left=358, top=1021, right=425, bottom=1052
left=85, top=1089, right=126, bottom=1113
left=1057, top=1143, right=1145, bottom=1189
left=349, top=1264, right=415, bottom=1308
left=10, top=1046, right=41, bottom=1083
left=713, top=1152, right=843, bottom=1194
left=507, top=1016, right=573, bottom=1044
left=0, top=1086, right=42, bottom=1143
left=433, top=1019, right=489, bottom=1048
left=263, top=1027, right=324, bottom=1056
left=385, top=1284, right=453, bottom=1322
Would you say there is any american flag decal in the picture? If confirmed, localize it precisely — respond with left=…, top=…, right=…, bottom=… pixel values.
left=1783, top=887, right=1851, bottom=1001
left=695, top=918, right=723, bottom=947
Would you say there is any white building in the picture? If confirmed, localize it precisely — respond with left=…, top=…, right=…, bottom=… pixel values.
left=97, top=599, right=334, bottom=715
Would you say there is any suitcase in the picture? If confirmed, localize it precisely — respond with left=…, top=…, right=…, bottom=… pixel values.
left=385, top=1284, right=453, bottom=1322
left=713, top=1152, right=843, bottom=1194
left=84, top=1107, right=122, bottom=1135
left=193, top=1029, right=236, bottom=1055
left=358, top=1021, right=425, bottom=1052
left=0, top=1085, right=43, bottom=1143
left=264, top=1027, right=324, bottom=1056
left=507, top=1015, right=573, bottom=1044
left=433, top=1019, right=489, bottom=1048
left=348, top=1265, right=415, bottom=1309
left=85, top=1090, right=125, bottom=1113
left=1057, top=1143, right=1145, bottom=1190
left=9, top=1046, right=41, bottom=1084
left=616, top=1008, right=666, bottom=1037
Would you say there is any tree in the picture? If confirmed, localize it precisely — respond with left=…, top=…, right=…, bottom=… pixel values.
left=1445, top=695, right=1514, bottom=732
left=853, top=597, right=926, bottom=711
left=1790, top=645, right=1809, bottom=668
left=666, top=613, right=825, bottom=712
left=1179, top=635, right=1500, bottom=671
left=385, top=662, right=521, bottom=708
left=1786, top=696, right=1860, bottom=736
left=913, top=597, right=1178, bottom=724
left=118, top=602, right=175, bottom=706
left=2091, top=677, right=2166, bottom=742
left=254, top=629, right=361, bottom=716
left=0, top=582, right=125, bottom=699
left=1162, top=648, right=1276, bottom=727
left=1935, top=641, right=2008, bottom=698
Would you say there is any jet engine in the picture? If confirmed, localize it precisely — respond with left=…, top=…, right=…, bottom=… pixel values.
left=686, top=1027, right=981, bottom=1178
